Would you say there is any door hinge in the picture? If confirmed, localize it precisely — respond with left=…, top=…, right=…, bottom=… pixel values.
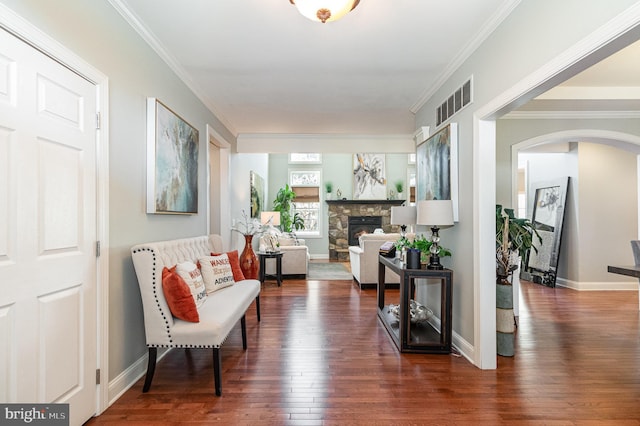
left=96, top=241, right=101, bottom=257
left=95, top=112, right=101, bottom=130
left=96, top=369, right=101, bottom=385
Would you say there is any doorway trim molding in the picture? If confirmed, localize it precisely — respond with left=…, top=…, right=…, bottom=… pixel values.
left=473, top=4, right=640, bottom=369
left=206, top=125, right=232, bottom=249
left=0, top=3, right=111, bottom=414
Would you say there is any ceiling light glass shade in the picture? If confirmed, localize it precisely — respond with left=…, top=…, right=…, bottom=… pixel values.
left=289, top=0, right=360, bottom=23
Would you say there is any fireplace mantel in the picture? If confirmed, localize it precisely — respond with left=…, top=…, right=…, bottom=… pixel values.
left=326, top=199, right=405, bottom=206
left=327, top=199, right=405, bottom=261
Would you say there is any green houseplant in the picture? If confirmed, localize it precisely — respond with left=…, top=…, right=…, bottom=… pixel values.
left=325, top=182, right=333, bottom=200
left=395, top=234, right=451, bottom=264
left=495, top=204, right=541, bottom=277
left=495, top=204, right=541, bottom=356
left=394, top=180, right=404, bottom=194
left=325, top=181, right=333, bottom=194
left=273, top=184, right=305, bottom=233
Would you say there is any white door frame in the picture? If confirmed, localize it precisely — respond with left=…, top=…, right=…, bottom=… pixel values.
left=206, top=124, right=232, bottom=249
left=473, top=5, right=640, bottom=369
left=0, top=3, right=110, bottom=414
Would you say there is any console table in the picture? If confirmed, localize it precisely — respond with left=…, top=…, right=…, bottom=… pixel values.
left=377, top=255, right=452, bottom=354
left=607, top=265, right=640, bottom=310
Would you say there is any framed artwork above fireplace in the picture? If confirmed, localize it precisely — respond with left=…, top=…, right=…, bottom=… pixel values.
left=353, top=153, right=387, bottom=200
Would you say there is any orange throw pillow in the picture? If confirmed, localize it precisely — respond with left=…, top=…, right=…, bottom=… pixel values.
left=162, top=266, right=199, bottom=322
left=212, top=250, right=245, bottom=281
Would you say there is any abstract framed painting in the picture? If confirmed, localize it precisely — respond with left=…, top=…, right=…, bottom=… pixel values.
left=146, top=98, right=199, bottom=214
left=250, top=170, right=265, bottom=219
left=416, top=123, right=458, bottom=221
left=353, top=153, right=386, bottom=199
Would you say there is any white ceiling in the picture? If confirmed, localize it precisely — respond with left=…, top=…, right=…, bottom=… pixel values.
left=111, top=0, right=517, bottom=136
left=111, top=0, right=640, bottom=136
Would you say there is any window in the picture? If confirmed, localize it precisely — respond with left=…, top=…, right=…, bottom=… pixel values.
left=289, top=153, right=322, bottom=164
left=290, top=170, right=321, bottom=236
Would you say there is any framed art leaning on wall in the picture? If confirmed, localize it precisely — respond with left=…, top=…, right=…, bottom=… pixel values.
left=146, top=98, right=199, bottom=214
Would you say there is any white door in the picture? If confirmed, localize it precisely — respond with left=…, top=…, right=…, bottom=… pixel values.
left=0, top=28, right=97, bottom=425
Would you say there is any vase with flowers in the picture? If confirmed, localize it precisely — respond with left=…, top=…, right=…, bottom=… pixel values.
left=232, top=209, right=265, bottom=279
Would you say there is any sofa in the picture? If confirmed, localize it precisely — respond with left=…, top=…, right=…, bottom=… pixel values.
left=131, top=234, right=260, bottom=396
left=349, top=233, right=402, bottom=289
left=259, top=234, right=310, bottom=277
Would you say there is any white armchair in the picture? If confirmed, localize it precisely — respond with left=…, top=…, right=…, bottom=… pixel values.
left=259, top=235, right=309, bottom=277
left=349, top=233, right=402, bottom=288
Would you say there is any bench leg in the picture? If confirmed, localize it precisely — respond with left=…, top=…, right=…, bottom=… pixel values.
left=241, top=314, right=247, bottom=350
left=255, top=295, right=261, bottom=322
left=213, top=347, right=222, bottom=396
left=142, top=347, right=157, bottom=393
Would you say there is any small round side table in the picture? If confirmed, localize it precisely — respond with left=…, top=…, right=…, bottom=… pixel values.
left=258, top=251, right=284, bottom=286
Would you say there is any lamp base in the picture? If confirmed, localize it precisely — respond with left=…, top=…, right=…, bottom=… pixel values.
left=427, top=254, right=443, bottom=270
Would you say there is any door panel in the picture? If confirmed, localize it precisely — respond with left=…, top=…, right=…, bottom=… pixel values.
left=0, top=27, right=97, bottom=425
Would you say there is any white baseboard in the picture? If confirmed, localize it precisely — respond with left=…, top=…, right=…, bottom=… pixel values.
left=310, top=254, right=329, bottom=260
left=556, top=277, right=637, bottom=291
left=107, top=347, right=171, bottom=406
left=452, top=331, right=475, bottom=364
left=428, top=315, right=475, bottom=365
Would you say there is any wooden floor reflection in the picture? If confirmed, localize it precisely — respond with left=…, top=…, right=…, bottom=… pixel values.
left=87, top=275, right=640, bottom=425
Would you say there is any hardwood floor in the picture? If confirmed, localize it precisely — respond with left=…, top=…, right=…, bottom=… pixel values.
left=87, top=275, right=640, bottom=425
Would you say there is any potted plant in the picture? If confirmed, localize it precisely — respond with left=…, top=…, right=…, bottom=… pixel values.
left=495, top=204, right=541, bottom=356
left=395, top=234, right=451, bottom=266
left=394, top=181, right=404, bottom=200
left=496, top=205, right=540, bottom=278
left=273, top=184, right=305, bottom=233
left=325, top=181, right=333, bottom=200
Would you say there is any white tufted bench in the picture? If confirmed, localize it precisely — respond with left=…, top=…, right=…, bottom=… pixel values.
left=131, top=234, right=260, bottom=396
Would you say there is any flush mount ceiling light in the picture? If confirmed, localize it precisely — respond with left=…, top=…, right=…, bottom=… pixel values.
left=289, top=0, right=360, bottom=23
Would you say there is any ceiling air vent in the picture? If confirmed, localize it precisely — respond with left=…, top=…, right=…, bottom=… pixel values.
left=436, top=77, right=472, bottom=126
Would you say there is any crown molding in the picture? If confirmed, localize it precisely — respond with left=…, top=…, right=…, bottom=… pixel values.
left=107, top=0, right=237, bottom=136
left=409, top=0, right=522, bottom=113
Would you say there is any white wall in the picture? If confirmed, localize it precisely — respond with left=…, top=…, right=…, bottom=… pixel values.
left=577, top=143, right=638, bottom=284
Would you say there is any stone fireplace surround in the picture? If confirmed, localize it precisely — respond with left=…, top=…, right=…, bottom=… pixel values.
left=327, top=199, right=404, bottom=261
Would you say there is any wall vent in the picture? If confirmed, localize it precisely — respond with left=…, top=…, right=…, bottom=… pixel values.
left=436, top=77, right=473, bottom=126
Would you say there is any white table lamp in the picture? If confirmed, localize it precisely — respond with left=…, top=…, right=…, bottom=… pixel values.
left=416, top=200, right=454, bottom=269
left=391, top=205, right=417, bottom=237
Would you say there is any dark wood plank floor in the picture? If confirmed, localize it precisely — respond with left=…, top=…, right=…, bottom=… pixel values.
left=87, top=274, right=640, bottom=425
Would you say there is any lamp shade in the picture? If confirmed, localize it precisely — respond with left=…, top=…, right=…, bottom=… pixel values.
left=416, top=200, right=454, bottom=227
left=289, top=0, right=360, bottom=23
left=390, top=206, right=417, bottom=226
left=260, top=211, right=281, bottom=226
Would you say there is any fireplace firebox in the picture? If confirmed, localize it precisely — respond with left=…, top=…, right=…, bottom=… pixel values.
left=348, top=216, right=382, bottom=246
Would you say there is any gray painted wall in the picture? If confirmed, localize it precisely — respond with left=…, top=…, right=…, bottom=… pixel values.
left=0, top=0, right=235, bottom=381
left=519, top=144, right=639, bottom=285
left=415, top=0, right=640, bottom=346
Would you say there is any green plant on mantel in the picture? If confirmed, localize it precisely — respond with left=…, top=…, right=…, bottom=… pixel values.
left=394, top=180, right=404, bottom=193
left=273, top=184, right=305, bottom=233
left=325, top=182, right=333, bottom=193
